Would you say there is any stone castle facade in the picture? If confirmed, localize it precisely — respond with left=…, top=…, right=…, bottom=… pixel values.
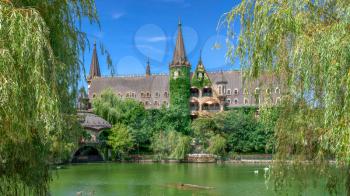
left=87, top=21, right=282, bottom=118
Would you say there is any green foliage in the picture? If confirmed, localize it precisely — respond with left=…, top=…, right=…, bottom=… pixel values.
left=225, top=0, right=350, bottom=194
left=108, top=123, right=134, bottom=160
left=191, top=66, right=211, bottom=88
left=0, top=0, right=97, bottom=195
left=191, top=117, right=218, bottom=150
left=170, top=66, right=191, bottom=113
left=191, top=109, right=275, bottom=154
left=207, top=134, right=227, bottom=156
left=93, top=89, right=147, bottom=145
left=151, top=130, right=191, bottom=160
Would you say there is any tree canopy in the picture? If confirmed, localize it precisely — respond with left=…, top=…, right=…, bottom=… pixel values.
left=224, top=0, right=350, bottom=194
left=0, top=0, right=97, bottom=195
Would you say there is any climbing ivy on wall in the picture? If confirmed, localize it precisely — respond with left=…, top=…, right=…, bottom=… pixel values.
left=191, top=67, right=211, bottom=88
left=169, top=66, right=191, bottom=133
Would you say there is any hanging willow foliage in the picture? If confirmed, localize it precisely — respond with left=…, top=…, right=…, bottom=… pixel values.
left=224, top=0, right=350, bottom=194
left=0, top=0, right=97, bottom=195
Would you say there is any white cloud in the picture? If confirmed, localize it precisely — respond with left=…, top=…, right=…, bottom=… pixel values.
left=136, top=44, right=165, bottom=55
left=112, top=12, right=125, bottom=20
left=138, top=36, right=169, bottom=43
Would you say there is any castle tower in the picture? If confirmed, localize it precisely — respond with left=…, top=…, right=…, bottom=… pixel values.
left=146, top=57, right=151, bottom=78
left=169, top=19, right=191, bottom=113
left=87, top=42, right=101, bottom=89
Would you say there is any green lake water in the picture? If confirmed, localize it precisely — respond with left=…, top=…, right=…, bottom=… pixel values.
left=50, top=163, right=340, bottom=196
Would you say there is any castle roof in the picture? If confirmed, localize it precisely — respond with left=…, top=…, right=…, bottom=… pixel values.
left=171, top=19, right=190, bottom=67
left=88, top=74, right=169, bottom=99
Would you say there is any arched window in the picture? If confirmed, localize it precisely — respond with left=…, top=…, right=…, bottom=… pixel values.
left=255, top=88, right=260, bottom=95
left=154, top=101, right=159, bottom=106
left=234, top=98, right=238, bottom=104
left=266, top=88, right=271, bottom=94
left=218, top=85, right=222, bottom=95
left=227, top=98, right=231, bottom=104
left=275, top=87, right=280, bottom=94
left=227, top=89, right=232, bottom=95
left=173, top=70, right=180, bottom=79
left=146, top=92, right=151, bottom=98
left=155, top=92, right=160, bottom=98
left=276, top=97, right=281, bottom=104
left=131, top=92, right=136, bottom=98
left=244, top=98, right=249, bottom=105
left=164, top=92, right=169, bottom=98
left=197, top=72, right=203, bottom=79
left=234, top=88, right=239, bottom=95
left=244, top=88, right=249, bottom=95
left=141, top=92, right=145, bottom=98
left=145, top=101, right=150, bottom=106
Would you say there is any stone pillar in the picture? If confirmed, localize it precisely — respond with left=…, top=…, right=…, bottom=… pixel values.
left=199, top=89, right=202, bottom=97
left=199, top=103, right=202, bottom=112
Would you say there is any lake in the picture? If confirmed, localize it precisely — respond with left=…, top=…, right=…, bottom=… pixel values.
left=50, top=163, right=339, bottom=196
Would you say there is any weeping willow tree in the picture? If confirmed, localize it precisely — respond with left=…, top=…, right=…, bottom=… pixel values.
left=0, top=0, right=98, bottom=195
left=224, top=0, right=350, bottom=194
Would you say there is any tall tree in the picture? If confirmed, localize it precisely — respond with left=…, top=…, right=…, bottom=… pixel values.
left=0, top=0, right=98, bottom=195
left=224, top=0, right=350, bottom=194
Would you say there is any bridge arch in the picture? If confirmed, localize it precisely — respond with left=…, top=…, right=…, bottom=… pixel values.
left=71, top=145, right=105, bottom=163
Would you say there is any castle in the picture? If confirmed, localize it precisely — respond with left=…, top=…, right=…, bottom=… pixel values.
left=87, top=21, right=281, bottom=118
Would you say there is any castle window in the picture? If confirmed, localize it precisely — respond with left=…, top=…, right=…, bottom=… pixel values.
left=155, top=92, right=160, bottom=98
left=190, top=88, right=199, bottom=97
left=131, top=92, right=136, bottom=98
left=203, top=87, right=212, bottom=97
left=146, top=92, right=151, bottom=98
left=244, top=98, right=249, bottom=105
left=234, top=98, right=238, bottom=105
left=164, top=92, right=169, bottom=98
left=266, top=88, right=271, bottom=94
left=244, top=88, right=249, bottom=95
left=275, top=87, right=280, bottom=94
left=145, top=101, right=150, bottom=106
left=276, top=97, right=281, bottom=104
left=197, top=72, right=203, bottom=79
left=173, top=70, right=180, bottom=79
left=154, top=101, right=159, bottom=106
left=227, top=98, right=231, bottom=104
left=234, top=88, right=239, bottom=95
left=141, top=92, right=145, bottom=98
left=218, top=86, right=222, bottom=95
left=255, top=88, right=260, bottom=95
left=227, top=89, right=231, bottom=95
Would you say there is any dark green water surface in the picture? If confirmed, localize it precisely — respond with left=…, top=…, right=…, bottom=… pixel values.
left=50, top=163, right=338, bottom=196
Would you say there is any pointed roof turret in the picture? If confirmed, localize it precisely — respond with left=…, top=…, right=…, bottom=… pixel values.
left=88, top=42, right=101, bottom=81
left=171, top=19, right=190, bottom=67
left=146, top=57, right=151, bottom=78
left=198, top=49, right=203, bottom=67
left=216, top=69, right=228, bottom=84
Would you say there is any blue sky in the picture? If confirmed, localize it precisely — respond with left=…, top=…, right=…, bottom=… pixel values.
left=81, top=0, right=241, bottom=83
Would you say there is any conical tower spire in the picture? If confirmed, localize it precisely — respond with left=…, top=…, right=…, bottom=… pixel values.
left=171, top=18, right=189, bottom=66
left=146, top=57, right=151, bottom=78
left=198, top=49, right=203, bottom=65
left=88, top=41, right=101, bottom=80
